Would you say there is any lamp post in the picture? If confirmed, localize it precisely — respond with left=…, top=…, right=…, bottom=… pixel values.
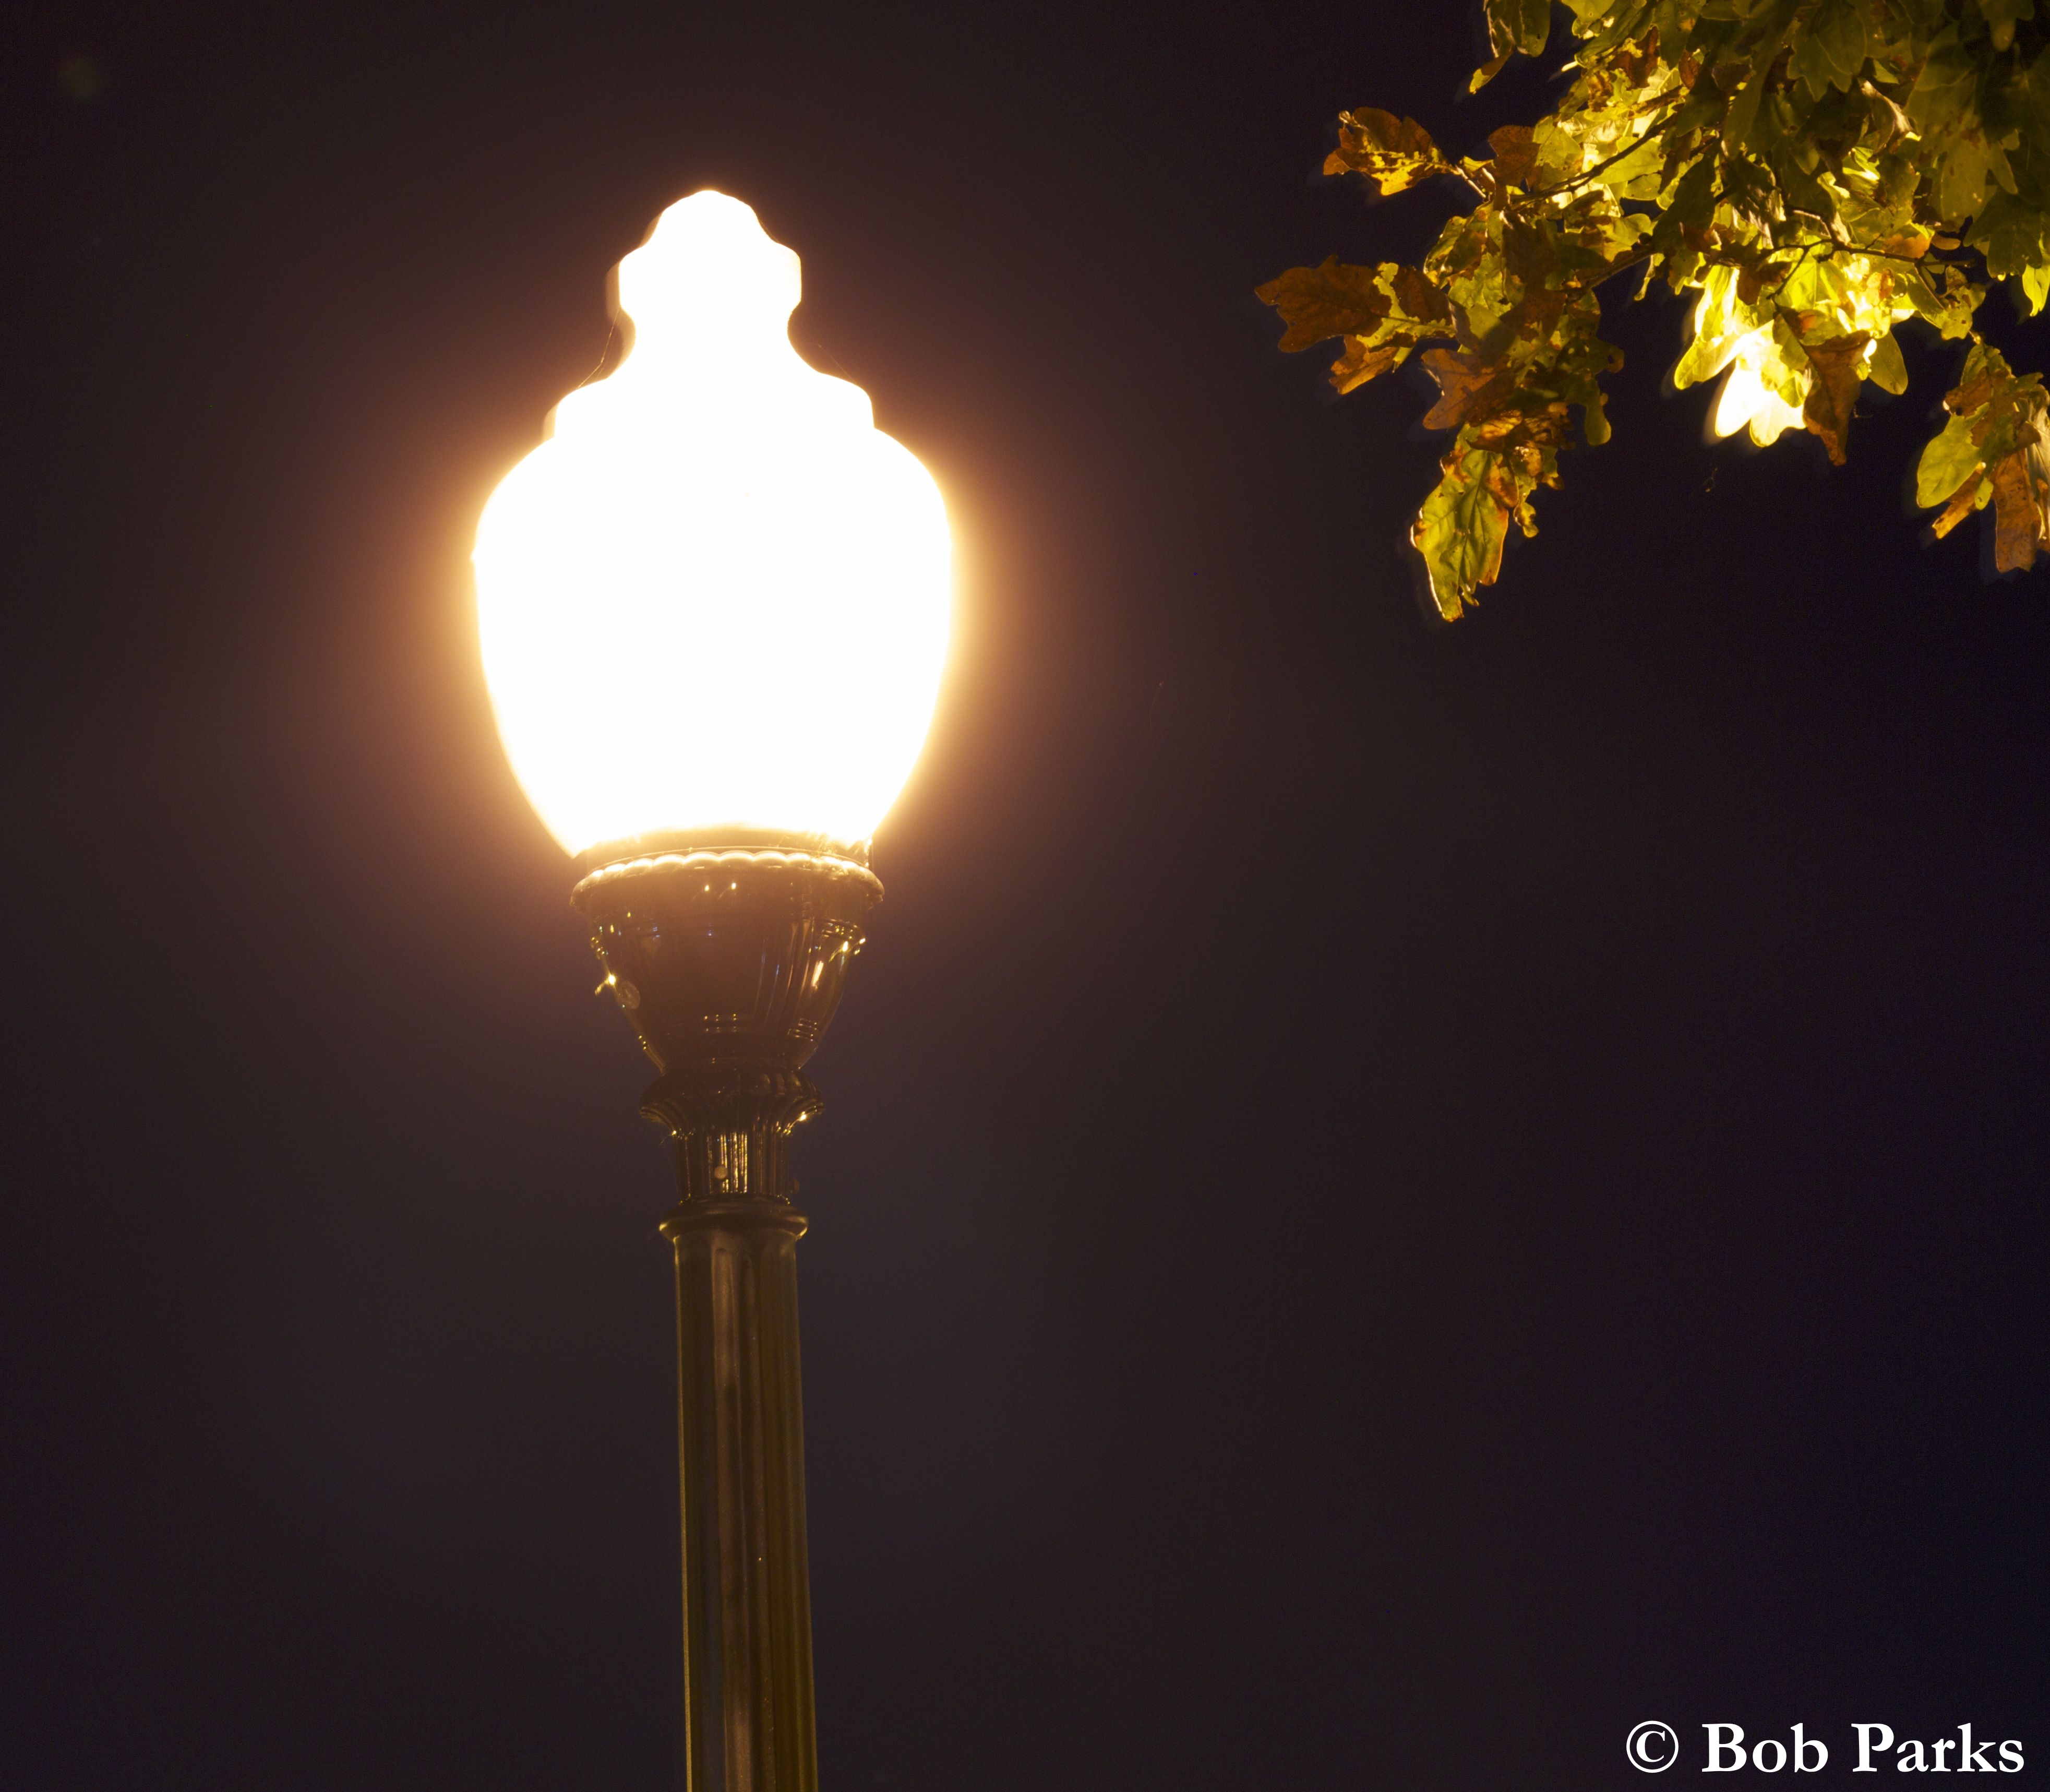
left=472, top=192, right=951, bottom=1792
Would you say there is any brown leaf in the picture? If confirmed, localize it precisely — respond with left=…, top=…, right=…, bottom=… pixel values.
left=1946, top=370, right=2001, bottom=418
left=1484, top=451, right=1538, bottom=535
left=1470, top=404, right=1575, bottom=459
left=1931, top=480, right=1984, bottom=539
left=1488, top=124, right=1541, bottom=188
left=1253, top=258, right=1401, bottom=352
left=1329, top=338, right=1405, bottom=395
left=1419, top=348, right=1515, bottom=431
left=1614, top=27, right=1660, bottom=88
left=1483, top=0, right=1550, bottom=61
left=1324, top=107, right=1447, bottom=194
left=1387, top=264, right=1447, bottom=322
left=1870, top=226, right=1932, bottom=260
left=1802, top=332, right=1871, bottom=466
left=1988, top=441, right=2050, bottom=571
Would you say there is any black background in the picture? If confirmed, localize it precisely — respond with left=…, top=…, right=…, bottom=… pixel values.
left=4, top=2, right=2044, bottom=1786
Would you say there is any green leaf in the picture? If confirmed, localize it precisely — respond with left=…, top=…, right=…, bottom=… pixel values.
left=1868, top=330, right=1910, bottom=395
left=1725, top=65, right=1772, bottom=149
left=1412, top=446, right=1512, bottom=620
left=1915, top=343, right=2050, bottom=567
left=2014, top=45, right=2050, bottom=139
left=1938, top=134, right=1995, bottom=224
left=1904, top=263, right=1987, bottom=340
left=1793, top=0, right=1871, bottom=95
left=1917, top=414, right=1984, bottom=509
left=1668, top=154, right=1718, bottom=233
left=1976, top=0, right=2034, bottom=54
left=1967, top=189, right=2043, bottom=279
left=1907, top=30, right=1981, bottom=139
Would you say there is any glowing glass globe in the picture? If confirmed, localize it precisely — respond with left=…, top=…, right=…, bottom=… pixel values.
left=474, top=191, right=952, bottom=857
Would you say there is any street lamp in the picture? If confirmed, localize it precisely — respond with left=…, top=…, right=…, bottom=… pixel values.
left=473, top=190, right=951, bottom=1792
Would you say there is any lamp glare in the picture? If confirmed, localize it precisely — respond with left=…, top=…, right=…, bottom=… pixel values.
left=474, top=190, right=951, bottom=856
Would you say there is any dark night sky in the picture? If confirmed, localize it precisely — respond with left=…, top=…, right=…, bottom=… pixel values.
left=3, top=1, right=2045, bottom=1787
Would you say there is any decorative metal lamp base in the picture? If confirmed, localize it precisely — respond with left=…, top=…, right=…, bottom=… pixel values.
left=572, top=830, right=882, bottom=1792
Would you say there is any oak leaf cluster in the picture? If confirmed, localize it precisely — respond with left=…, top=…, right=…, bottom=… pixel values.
left=1258, top=0, right=2050, bottom=617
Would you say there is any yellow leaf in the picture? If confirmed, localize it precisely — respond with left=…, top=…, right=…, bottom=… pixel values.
left=1324, top=107, right=1449, bottom=195
left=1674, top=269, right=1749, bottom=389
left=1470, top=52, right=1511, bottom=93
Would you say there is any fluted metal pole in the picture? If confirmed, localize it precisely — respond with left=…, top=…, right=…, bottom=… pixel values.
left=662, top=1199, right=818, bottom=1792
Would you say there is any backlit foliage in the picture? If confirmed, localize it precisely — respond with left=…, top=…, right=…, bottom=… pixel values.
left=1258, top=0, right=2050, bottom=618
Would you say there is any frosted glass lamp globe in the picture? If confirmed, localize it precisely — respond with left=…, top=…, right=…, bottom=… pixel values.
left=473, top=191, right=951, bottom=858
